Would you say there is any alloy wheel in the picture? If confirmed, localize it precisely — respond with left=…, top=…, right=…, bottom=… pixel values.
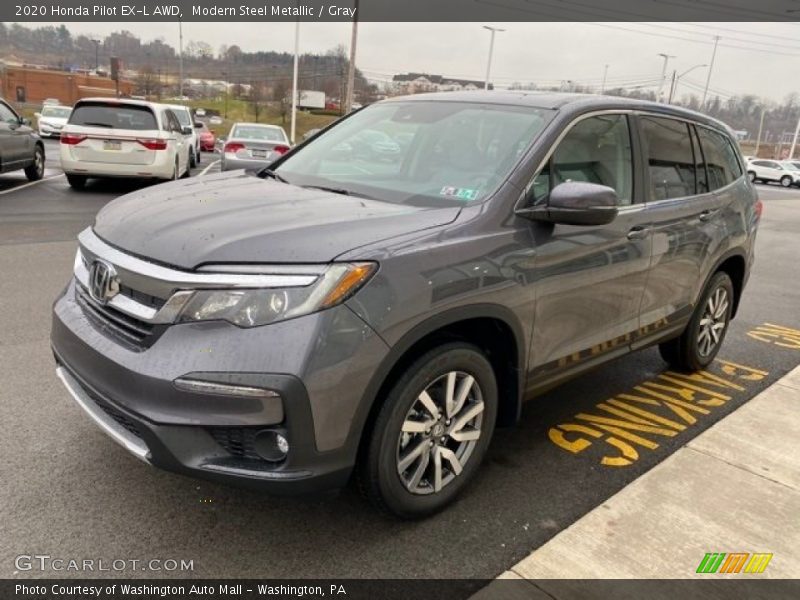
left=396, top=371, right=484, bottom=495
left=697, top=287, right=729, bottom=357
left=35, top=149, right=44, bottom=176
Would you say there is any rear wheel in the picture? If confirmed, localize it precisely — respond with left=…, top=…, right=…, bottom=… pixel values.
left=659, top=271, right=734, bottom=371
left=24, top=145, right=45, bottom=181
left=66, top=174, right=86, bottom=189
left=189, top=146, right=197, bottom=168
left=357, top=342, right=497, bottom=519
left=780, top=175, right=793, bottom=187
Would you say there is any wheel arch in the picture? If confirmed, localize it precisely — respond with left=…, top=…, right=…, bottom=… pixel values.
left=703, top=250, right=748, bottom=319
left=351, top=304, right=527, bottom=463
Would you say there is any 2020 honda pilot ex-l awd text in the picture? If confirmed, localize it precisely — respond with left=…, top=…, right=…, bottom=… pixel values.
left=51, top=92, right=759, bottom=518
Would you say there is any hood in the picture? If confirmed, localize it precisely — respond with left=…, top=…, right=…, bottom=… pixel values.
left=93, top=171, right=461, bottom=269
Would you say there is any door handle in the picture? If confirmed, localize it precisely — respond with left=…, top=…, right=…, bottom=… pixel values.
left=699, top=209, right=719, bottom=222
left=627, top=226, right=650, bottom=240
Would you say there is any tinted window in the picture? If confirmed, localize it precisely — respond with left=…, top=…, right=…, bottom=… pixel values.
left=171, top=109, right=191, bottom=126
left=41, top=106, right=72, bottom=119
left=529, top=114, right=633, bottom=206
left=696, top=126, right=742, bottom=190
left=70, top=102, right=157, bottom=130
left=641, top=117, right=696, bottom=200
left=232, top=125, right=286, bottom=142
left=0, top=102, right=18, bottom=124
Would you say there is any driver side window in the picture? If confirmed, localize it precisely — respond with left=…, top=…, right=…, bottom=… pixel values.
left=528, top=114, right=633, bottom=206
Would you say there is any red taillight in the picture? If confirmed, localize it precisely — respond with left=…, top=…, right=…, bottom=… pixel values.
left=136, top=138, right=168, bottom=150
left=273, top=144, right=290, bottom=156
left=60, top=133, right=87, bottom=145
left=755, top=199, right=763, bottom=219
left=224, top=142, right=244, bottom=153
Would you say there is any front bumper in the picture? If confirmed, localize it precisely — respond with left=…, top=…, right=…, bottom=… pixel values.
left=51, top=278, right=389, bottom=494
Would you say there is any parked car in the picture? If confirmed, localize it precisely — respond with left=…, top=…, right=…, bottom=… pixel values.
left=51, top=92, right=758, bottom=518
left=220, top=122, right=290, bottom=171
left=59, top=98, right=191, bottom=189
left=779, top=161, right=800, bottom=186
left=209, top=116, right=224, bottom=125
left=165, top=104, right=201, bottom=167
left=197, top=122, right=216, bottom=152
left=746, top=158, right=799, bottom=187
left=34, top=103, right=72, bottom=138
left=0, top=97, right=45, bottom=181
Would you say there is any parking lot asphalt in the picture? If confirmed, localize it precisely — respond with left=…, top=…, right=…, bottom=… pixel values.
left=1, top=141, right=798, bottom=581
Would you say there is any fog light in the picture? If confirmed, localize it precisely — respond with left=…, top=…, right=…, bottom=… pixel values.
left=254, top=430, right=289, bottom=462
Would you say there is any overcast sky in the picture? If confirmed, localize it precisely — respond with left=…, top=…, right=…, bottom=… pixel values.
left=29, top=21, right=800, bottom=102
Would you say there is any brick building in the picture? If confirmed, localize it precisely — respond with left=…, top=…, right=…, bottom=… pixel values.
left=0, top=63, right=133, bottom=106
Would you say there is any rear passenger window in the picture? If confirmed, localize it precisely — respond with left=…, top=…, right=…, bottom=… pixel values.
left=641, top=116, right=696, bottom=200
left=529, top=114, right=633, bottom=206
left=696, top=126, right=743, bottom=191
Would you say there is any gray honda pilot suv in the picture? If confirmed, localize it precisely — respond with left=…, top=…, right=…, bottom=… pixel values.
left=51, top=92, right=759, bottom=518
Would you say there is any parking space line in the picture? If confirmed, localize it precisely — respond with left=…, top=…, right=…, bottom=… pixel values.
left=0, top=172, right=64, bottom=196
left=199, top=159, right=220, bottom=177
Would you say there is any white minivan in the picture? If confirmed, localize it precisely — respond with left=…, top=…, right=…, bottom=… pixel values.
left=60, top=98, right=191, bottom=189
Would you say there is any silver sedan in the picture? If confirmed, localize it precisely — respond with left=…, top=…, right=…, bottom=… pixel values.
left=220, top=123, right=291, bottom=171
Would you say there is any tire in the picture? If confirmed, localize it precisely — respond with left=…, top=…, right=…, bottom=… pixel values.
left=357, top=342, right=498, bottom=519
left=66, top=174, right=86, bottom=189
left=780, top=175, right=793, bottom=187
left=195, top=148, right=201, bottom=166
left=747, top=171, right=756, bottom=183
left=189, top=146, right=197, bottom=168
left=658, top=271, right=734, bottom=372
left=24, top=145, right=45, bottom=181
left=171, top=159, right=179, bottom=181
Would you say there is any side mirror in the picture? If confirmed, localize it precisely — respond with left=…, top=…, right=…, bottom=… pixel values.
left=20, top=117, right=31, bottom=126
left=517, top=181, right=619, bottom=226
left=182, top=126, right=193, bottom=135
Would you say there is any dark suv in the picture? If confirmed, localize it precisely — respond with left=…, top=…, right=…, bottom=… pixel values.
left=51, top=92, right=759, bottom=518
left=0, top=98, right=45, bottom=181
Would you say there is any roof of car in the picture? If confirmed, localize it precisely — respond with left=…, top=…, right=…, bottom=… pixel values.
left=232, top=122, right=284, bottom=129
left=385, top=90, right=732, bottom=133
left=75, top=97, right=163, bottom=109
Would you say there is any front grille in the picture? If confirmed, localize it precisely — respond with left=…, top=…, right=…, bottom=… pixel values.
left=83, top=384, right=143, bottom=439
left=118, top=284, right=166, bottom=310
left=208, top=428, right=261, bottom=460
left=75, top=284, right=155, bottom=351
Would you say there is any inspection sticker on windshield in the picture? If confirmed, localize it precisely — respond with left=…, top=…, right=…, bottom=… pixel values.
left=440, top=186, right=478, bottom=201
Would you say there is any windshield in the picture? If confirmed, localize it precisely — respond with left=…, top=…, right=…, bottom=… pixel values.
left=41, top=106, right=71, bottom=119
left=232, top=125, right=286, bottom=141
left=275, top=101, right=554, bottom=205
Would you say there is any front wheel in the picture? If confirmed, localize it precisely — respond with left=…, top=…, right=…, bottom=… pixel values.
left=659, top=271, right=734, bottom=371
left=24, top=146, right=45, bottom=181
left=780, top=175, right=793, bottom=187
left=357, top=342, right=497, bottom=519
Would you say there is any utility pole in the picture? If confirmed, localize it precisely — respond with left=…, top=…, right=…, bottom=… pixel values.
left=600, top=64, right=608, bottom=93
left=668, top=70, right=677, bottom=104
left=656, top=53, right=675, bottom=102
left=789, top=115, right=800, bottom=159
left=344, top=0, right=359, bottom=114
left=92, top=39, right=100, bottom=71
left=178, top=18, right=184, bottom=98
left=668, top=64, right=707, bottom=104
left=754, top=107, right=765, bottom=156
left=482, top=25, right=505, bottom=91
left=290, top=19, right=299, bottom=144
left=702, top=35, right=720, bottom=109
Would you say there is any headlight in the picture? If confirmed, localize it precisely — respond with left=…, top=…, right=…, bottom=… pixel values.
left=177, top=262, right=376, bottom=327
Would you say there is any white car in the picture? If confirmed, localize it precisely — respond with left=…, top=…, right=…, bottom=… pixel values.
left=746, top=158, right=800, bottom=187
left=165, top=103, right=201, bottom=167
left=60, top=98, right=191, bottom=189
left=35, top=104, right=72, bottom=138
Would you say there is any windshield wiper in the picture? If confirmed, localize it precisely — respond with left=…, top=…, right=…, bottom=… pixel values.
left=302, top=184, right=354, bottom=196
left=260, top=168, right=289, bottom=184
left=81, top=122, right=114, bottom=128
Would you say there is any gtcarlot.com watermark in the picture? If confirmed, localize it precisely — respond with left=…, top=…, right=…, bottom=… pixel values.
left=14, top=554, right=194, bottom=573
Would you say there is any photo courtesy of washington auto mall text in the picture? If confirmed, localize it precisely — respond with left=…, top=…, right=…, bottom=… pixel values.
left=1, top=0, right=800, bottom=599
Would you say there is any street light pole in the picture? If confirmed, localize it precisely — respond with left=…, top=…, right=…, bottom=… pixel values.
left=92, top=39, right=100, bottom=71
left=754, top=106, right=765, bottom=157
left=702, top=35, right=720, bottom=109
left=344, top=0, right=359, bottom=114
left=789, top=115, right=800, bottom=160
left=482, top=25, right=505, bottom=91
left=600, top=64, right=609, bottom=93
left=178, top=19, right=184, bottom=98
left=656, top=53, right=675, bottom=102
left=668, top=63, right=707, bottom=104
left=290, top=19, right=299, bottom=144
